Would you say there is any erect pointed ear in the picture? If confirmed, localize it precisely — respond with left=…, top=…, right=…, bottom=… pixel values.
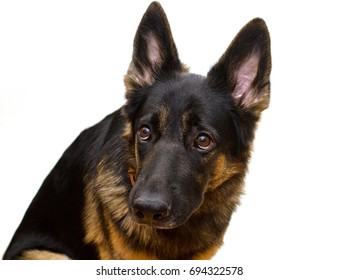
left=207, top=18, right=271, bottom=115
left=124, top=2, right=186, bottom=92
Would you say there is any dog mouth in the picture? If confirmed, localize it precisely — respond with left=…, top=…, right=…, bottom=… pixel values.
left=129, top=209, right=187, bottom=229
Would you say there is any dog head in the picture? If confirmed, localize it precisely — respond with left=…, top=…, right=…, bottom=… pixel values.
left=124, top=2, right=271, bottom=229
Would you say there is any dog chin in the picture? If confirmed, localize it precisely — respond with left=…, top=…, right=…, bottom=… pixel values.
left=130, top=213, right=187, bottom=230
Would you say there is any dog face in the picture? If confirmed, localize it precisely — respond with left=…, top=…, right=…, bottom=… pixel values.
left=124, top=2, right=271, bottom=230
left=128, top=75, right=240, bottom=229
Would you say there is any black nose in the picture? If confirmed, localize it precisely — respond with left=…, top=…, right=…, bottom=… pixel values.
left=133, top=198, right=170, bottom=221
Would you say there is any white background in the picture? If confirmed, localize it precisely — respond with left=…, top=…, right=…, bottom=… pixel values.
left=1, top=0, right=337, bottom=279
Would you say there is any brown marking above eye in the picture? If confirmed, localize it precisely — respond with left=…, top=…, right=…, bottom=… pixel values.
left=195, top=133, right=213, bottom=151
left=138, top=125, right=151, bottom=141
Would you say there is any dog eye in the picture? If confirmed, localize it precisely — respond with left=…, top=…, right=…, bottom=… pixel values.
left=195, top=134, right=213, bottom=151
left=138, top=125, right=151, bottom=141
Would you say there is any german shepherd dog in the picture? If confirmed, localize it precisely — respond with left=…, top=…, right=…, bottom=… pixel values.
left=4, top=2, right=271, bottom=260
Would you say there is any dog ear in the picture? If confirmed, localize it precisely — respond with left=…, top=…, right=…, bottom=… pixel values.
left=125, top=2, right=186, bottom=92
left=207, top=18, right=271, bottom=115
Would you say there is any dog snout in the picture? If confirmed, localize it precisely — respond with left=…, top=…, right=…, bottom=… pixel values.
left=133, top=197, right=170, bottom=222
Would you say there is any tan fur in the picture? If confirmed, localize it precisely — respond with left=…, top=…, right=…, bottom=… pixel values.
left=18, top=250, right=70, bottom=260
left=192, top=244, right=220, bottom=260
left=83, top=185, right=114, bottom=259
left=158, top=104, right=170, bottom=133
left=122, top=120, right=132, bottom=140
left=207, top=154, right=246, bottom=190
left=181, top=110, right=192, bottom=137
